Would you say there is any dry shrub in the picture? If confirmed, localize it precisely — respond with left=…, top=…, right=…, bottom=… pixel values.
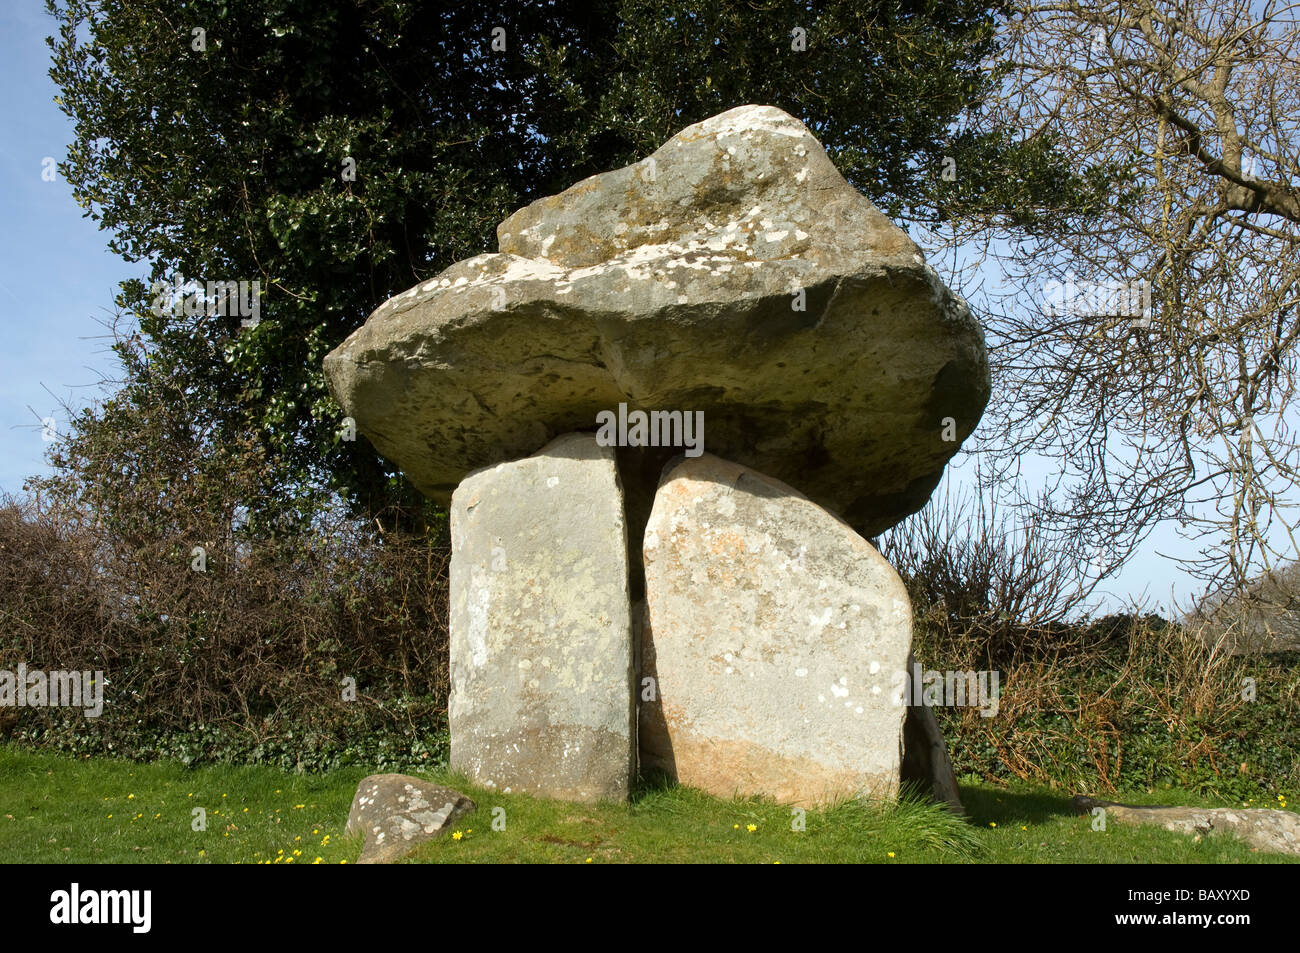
left=0, top=314, right=454, bottom=768
left=1188, top=559, right=1300, bottom=654
left=0, top=485, right=450, bottom=768
left=881, top=492, right=1300, bottom=797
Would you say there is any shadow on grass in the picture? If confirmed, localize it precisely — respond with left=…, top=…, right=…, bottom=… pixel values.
left=958, top=783, right=1080, bottom=827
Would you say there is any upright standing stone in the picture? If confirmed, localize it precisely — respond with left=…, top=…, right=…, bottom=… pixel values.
left=901, top=668, right=965, bottom=814
left=641, top=453, right=913, bottom=805
left=449, top=432, right=635, bottom=802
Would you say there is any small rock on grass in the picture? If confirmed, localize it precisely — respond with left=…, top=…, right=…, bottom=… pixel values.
left=346, top=774, right=475, bottom=864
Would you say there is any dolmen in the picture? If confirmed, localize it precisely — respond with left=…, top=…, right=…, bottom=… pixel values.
left=324, top=105, right=988, bottom=809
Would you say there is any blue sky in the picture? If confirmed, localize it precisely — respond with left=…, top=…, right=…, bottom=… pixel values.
left=0, top=0, right=1221, bottom=617
left=0, top=2, right=143, bottom=500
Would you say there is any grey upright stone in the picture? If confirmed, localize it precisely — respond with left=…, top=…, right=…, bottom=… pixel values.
left=449, top=432, right=635, bottom=803
left=641, top=453, right=913, bottom=806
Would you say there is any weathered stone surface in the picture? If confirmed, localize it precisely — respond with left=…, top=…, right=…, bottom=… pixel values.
left=324, top=104, right=988, bottom=537
left=1072, top=796, right=1300, bottom=856
left=901, top=657, right=965, bottom=815
left=449, top=432, right=635, bottom=803
left=640, top=453, right=913, bottom=805
left=345, top=774, right=475, bottom=864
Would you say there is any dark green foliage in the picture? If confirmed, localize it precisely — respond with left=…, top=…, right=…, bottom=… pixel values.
left=8, top=707, right=449, bottom=775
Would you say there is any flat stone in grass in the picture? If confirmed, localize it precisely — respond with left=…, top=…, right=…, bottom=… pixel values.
left=449, top=432, right=636, bottom=803
left=346, top=774, right=475, bottom=864
left=1071, top=796, right=1300, bottom=856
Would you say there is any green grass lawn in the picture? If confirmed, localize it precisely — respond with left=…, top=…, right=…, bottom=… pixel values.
left=0, top=745, right=1294, bottom=863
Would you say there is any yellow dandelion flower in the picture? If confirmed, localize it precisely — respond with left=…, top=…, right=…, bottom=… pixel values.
left=127, top=794, right=134, bottom=800
left=585, top=857, right=592, bottom=863
left=107, top=814, right=112, bottom=819
left=747, top=824, right=757, bottom=832
left=452, top=831, right=463, bottom=841
left=733, top=824, right=740, bottom=830
left=989, top=822, right=997, bottom=828
left=887, top=852, right=895, bottom=858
